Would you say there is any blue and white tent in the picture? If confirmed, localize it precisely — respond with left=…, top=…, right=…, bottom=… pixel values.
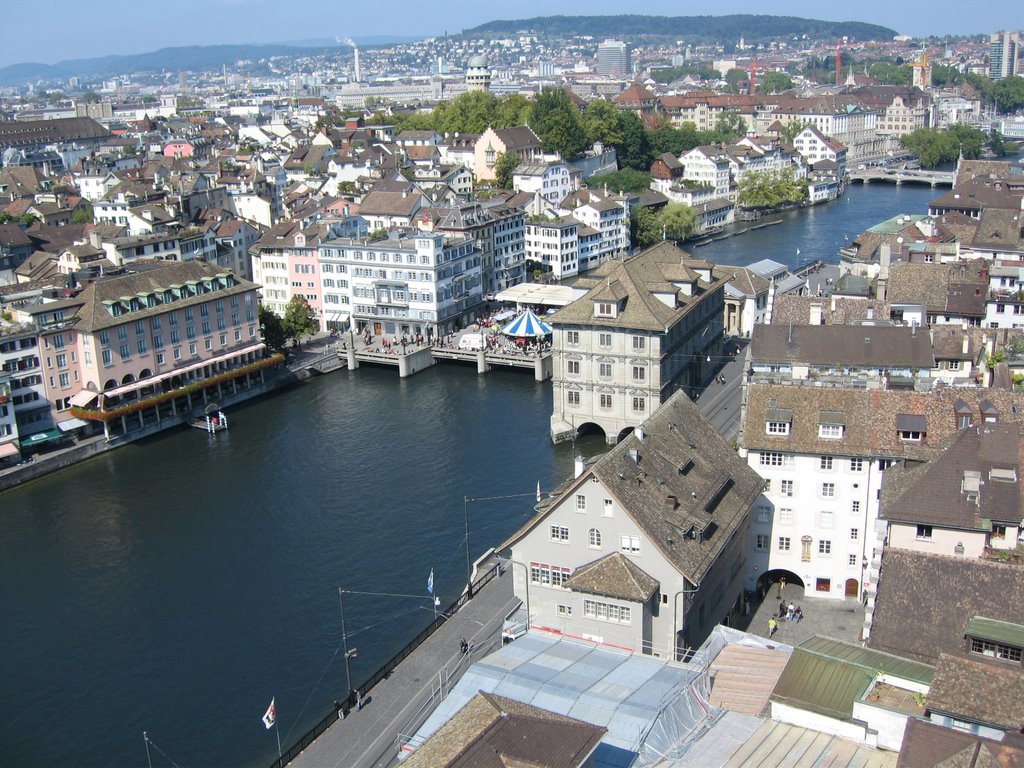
left=500, top=309, right=553, bottom=337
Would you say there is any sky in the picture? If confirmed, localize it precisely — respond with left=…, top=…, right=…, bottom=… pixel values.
left=1, top=0, right=1021, bottom=68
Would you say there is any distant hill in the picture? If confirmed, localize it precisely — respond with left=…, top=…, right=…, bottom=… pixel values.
left=464, top=14, right=896, bottom=42
left=0, top=43, right=345, bottom=86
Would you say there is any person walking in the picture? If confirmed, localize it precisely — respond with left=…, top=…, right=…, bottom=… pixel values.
left=777, top=576, right=786, bottom=598
left=787, top=603, right=796, bottom=621
left=778, top=600, right=786, bottom=618
left=768, top=617, right=778, bottom=638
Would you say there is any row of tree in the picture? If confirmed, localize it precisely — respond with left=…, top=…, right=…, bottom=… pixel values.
left=381, top=89, right=747, bottom=176
left=898, top=125, right=993, bottom=167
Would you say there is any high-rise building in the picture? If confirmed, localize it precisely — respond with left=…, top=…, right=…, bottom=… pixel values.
left=596, top=39, right=630, bottom=79
left=988, top=30, right=1021, bottom=80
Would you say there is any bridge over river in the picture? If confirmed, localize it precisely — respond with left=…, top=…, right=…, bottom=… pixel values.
left=846, top=168, right=954, bottom=187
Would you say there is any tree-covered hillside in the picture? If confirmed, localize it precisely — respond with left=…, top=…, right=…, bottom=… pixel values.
left=464, top=14, right=896, bottom=42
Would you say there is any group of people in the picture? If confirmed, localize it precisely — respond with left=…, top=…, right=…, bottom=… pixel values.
left=778, top=601, right=803, bottom=622
left=360, top=331, right=428, bottom=355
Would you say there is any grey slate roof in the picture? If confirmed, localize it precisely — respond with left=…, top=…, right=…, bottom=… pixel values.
left=551, top=241, right=722, bottom=333
left=880, top=424, right=1023, bottom=529
left=402, top=691, right=605, bottom=768
left=926, top=652, right=1024, bottom=731
left=749, top=324, right=934, bottom=368
left=868, top=548, right=1024, bottom=664
left=743, top=384, right=1024, bottom=460
left=897, top=718, right=1024, bottom=768
left=562, top=552, right=660, bottom=602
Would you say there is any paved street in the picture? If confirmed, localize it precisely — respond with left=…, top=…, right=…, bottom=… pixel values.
left=695, top=339, right=749, bottom=444
left=739, top=582, right=866, bottom=647
left=289, top=555, right=519, bottom=768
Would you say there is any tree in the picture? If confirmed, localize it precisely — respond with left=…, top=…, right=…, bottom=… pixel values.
left=868, top=62, right=913, bottom=86
left=724, top=68, right=748, bottom=94
left=658, top=203, right=697, bottom=241
left=258, top=306, right=287, bottom=351
left=582, top=99, right=623, bottom=147
left=713, top=110, right=746, bottom=143
left=588, top=168, right=651, bottom=194
left=494, top=94, right=532, bottom=128
left=80, top=90, right=102, bottom=103
left=758, top=71, right=793, bottom=94
left=631, top=206, right=662, bottom=249
left=993, top=76, right=1024, bottom=114
left=931, top=64, right=961, bottom=87
left=435, top=90, right=498, bottom=134
left=529, top=87, right=586, bottom=160
left=615, top=111, right=653, bottom=171
left=737, top=168, right=807, bottom=208
left=494, top=151, right=520, bottom=189
left=282, top=296, right=318, bottom=348
left=779, top=120, right=808, bottom=144
left=71, top=202, right=93, bottom=225
left=987, top=129, right=1007, bottom=157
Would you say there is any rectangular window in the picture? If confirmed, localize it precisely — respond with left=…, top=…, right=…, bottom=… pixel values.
left=632, top=336, right=645, bottom=350
left=137, top=339, right=147, bottom=355
left=119, top=344, right=130, bottom=361
left=778, top=536, right=791, bottom=551
left=819, top=424, right=844, bottom=439
left=200, top=303, right=209, bottom=317
left=599, top=333, right=612, bottom=347
left=566, top=330, right=579, bottom=345
left=851, top=500, right=861, bottom=515
left=780, top=480, right=794, bottom=497
left=849, top=554, right=858, bottom=566
left=820, top=456, right=833, bottom=470
left=604, top=499, right=613, bottom=517
left=820, top=510, right=833, bottom=528
left=850, top=528, right=859, bottom=540
left=99, top=330, right=110, bottom=346
left=58, top=372, right=70, bottom=388
left=760, top=451, right=788, bottom=466
left=169, top=313, right=178, bottom=327
left=821, top=482, right=835, bottom=498
left=756, top=506, right=771, bottom=523
left=186, top=327, right=196, bottom=341
left=583, top=599, right=630, bottom=624
left=101, top=349, right=112, bottom=366
left=567, top=360, right=580, bottom=375
left=755, top=534, right=769, bottom=551
left=778, top=508, right=793, bottom=524
left=766, top=421, right=790, bottom=435
left=549, top=525, right=569, bottom=543
left=201, top=321, right=211, bottom=336
left=557, top=604, right=573, bottom=616
left=620, top=535, right=640, bottom=554
left=567, top=390, right=580, bottom=406
left=632, top=366, right=646, bottom=381
left=631, top=397, right=645, bottom=413
left=576, top=494, right=586, bottom=512
left=916, top=524, right=933, bottom=540
left=184, top=307, right=193, bottom=322
left=850, top=457, right=864, bottom=472
left=599, top=362, right=612, bottom=378
left=599, top=394, right=612, bottom=409
left=818, top=540, right=832, bottom=556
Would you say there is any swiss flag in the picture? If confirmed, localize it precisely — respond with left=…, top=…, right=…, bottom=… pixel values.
left=262, top=698, right=276, bottom=730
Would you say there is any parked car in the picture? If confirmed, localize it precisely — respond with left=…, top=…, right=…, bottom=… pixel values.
left=502, top=604, right=527, bottom=643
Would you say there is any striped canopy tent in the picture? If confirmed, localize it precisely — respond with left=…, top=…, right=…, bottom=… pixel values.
left=500, top=309, right=553, bottom=338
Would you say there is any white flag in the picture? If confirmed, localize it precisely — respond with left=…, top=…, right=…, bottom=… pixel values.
left=536, top=481, right=541, bottom=502
left=427, top=568, right=434, bottom=595
left=262, top=698, right=276, bottom=730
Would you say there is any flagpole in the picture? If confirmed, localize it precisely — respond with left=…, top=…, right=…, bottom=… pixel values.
left=339, top=587, right=353, bottom=708
left=275, top=714, right=282, bottom=761
left=143, top=732, right=152, bottom=768
left=463, top=495, right=473, bottom=599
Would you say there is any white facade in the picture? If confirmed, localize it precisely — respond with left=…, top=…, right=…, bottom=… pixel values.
left=746, top=447, right=880, bottom=601
left=679, top=147, right=732, bottom=198
left=318, top=231, right=483, bottom=338
left=526, top=219, right=579, bottom=279
left=513, top=163, right=579, bottom=207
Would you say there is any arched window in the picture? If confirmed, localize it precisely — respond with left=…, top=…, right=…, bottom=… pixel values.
left=588, top=528, right=602, bottom=549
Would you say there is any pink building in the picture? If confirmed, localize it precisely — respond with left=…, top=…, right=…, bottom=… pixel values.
left=163, top=140, right=195, bottom=158
left=34, top=261, right=276, bottom=439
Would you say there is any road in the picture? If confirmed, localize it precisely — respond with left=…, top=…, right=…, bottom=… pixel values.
left=695, top=341, right=748, bottom=444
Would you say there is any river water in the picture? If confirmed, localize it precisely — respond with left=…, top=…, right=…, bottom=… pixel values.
left=0, top=182, right=937, bottom=767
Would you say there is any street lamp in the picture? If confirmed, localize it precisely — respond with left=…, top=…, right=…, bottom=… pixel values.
left=338, top=587, right=357, bottom=707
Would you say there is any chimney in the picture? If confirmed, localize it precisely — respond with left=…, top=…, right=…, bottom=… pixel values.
left=963, top=334, right=969, bottom=355
left=559, top=445, right=579, bottom=477
left=809, top=303, right=823, bottom=325
left=665, top=495, right=678, bottom=510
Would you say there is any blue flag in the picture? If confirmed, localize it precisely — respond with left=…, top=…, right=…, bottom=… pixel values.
left=427, top=568, right=434, bottom=595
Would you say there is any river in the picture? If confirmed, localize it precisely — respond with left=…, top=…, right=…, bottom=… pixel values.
left=0, top=182, right=939, bottom=767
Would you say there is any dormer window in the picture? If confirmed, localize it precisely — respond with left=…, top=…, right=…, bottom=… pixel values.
left=897, top=414, right=926, bottom=442
left=817, top=411, right=846, bottom=439
left=767, top=421, right=790, bottom=435
left=595, top=301, right=615, bottom=318
left=966, top=617, right=1024, bottom=665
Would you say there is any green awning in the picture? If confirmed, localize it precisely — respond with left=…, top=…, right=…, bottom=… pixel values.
left=19, top=428, right=64, bottom=447
left=967, top=617, right=1024, bottom=648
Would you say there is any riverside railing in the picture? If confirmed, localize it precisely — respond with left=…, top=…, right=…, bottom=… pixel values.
left=268, top=562, right=500, bottom=768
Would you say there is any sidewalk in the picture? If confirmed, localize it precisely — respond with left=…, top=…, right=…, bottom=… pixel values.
left=289, top=555, right=519, bottom=768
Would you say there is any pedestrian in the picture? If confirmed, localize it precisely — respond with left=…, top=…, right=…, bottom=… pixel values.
left=459, top=637, right=468, bottom=654
left=356, top=689, right=363, bottom=711
left=787, top=603, right=795, bottom=621
left=795, top=606, right=803, bottom=623
left=777, top=576, right=786, bottom=598
left=768, top=616, right=778, bottom=638
left=778, top=600, right=786, bottom=618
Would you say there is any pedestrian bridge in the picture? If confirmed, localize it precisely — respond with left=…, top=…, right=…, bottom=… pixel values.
left=846, top=168, right=954, bottom=187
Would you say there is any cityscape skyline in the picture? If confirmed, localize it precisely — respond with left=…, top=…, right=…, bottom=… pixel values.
left=2, top=0, right=1022, bottom=70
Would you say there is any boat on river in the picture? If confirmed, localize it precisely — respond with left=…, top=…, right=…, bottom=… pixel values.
left=191, top=403, right=228, bottom=433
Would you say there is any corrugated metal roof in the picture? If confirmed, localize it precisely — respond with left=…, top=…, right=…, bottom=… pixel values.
left=799, top=636, right=935, bottom=685
left=771, top=636, right=935, bottom=720
left=967, top=616, right=1024, bottom=648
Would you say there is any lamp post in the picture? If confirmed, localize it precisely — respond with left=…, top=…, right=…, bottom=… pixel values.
left=463, top=495, right=474, bottom=599
left=338, top=587, right=356, bottom=706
